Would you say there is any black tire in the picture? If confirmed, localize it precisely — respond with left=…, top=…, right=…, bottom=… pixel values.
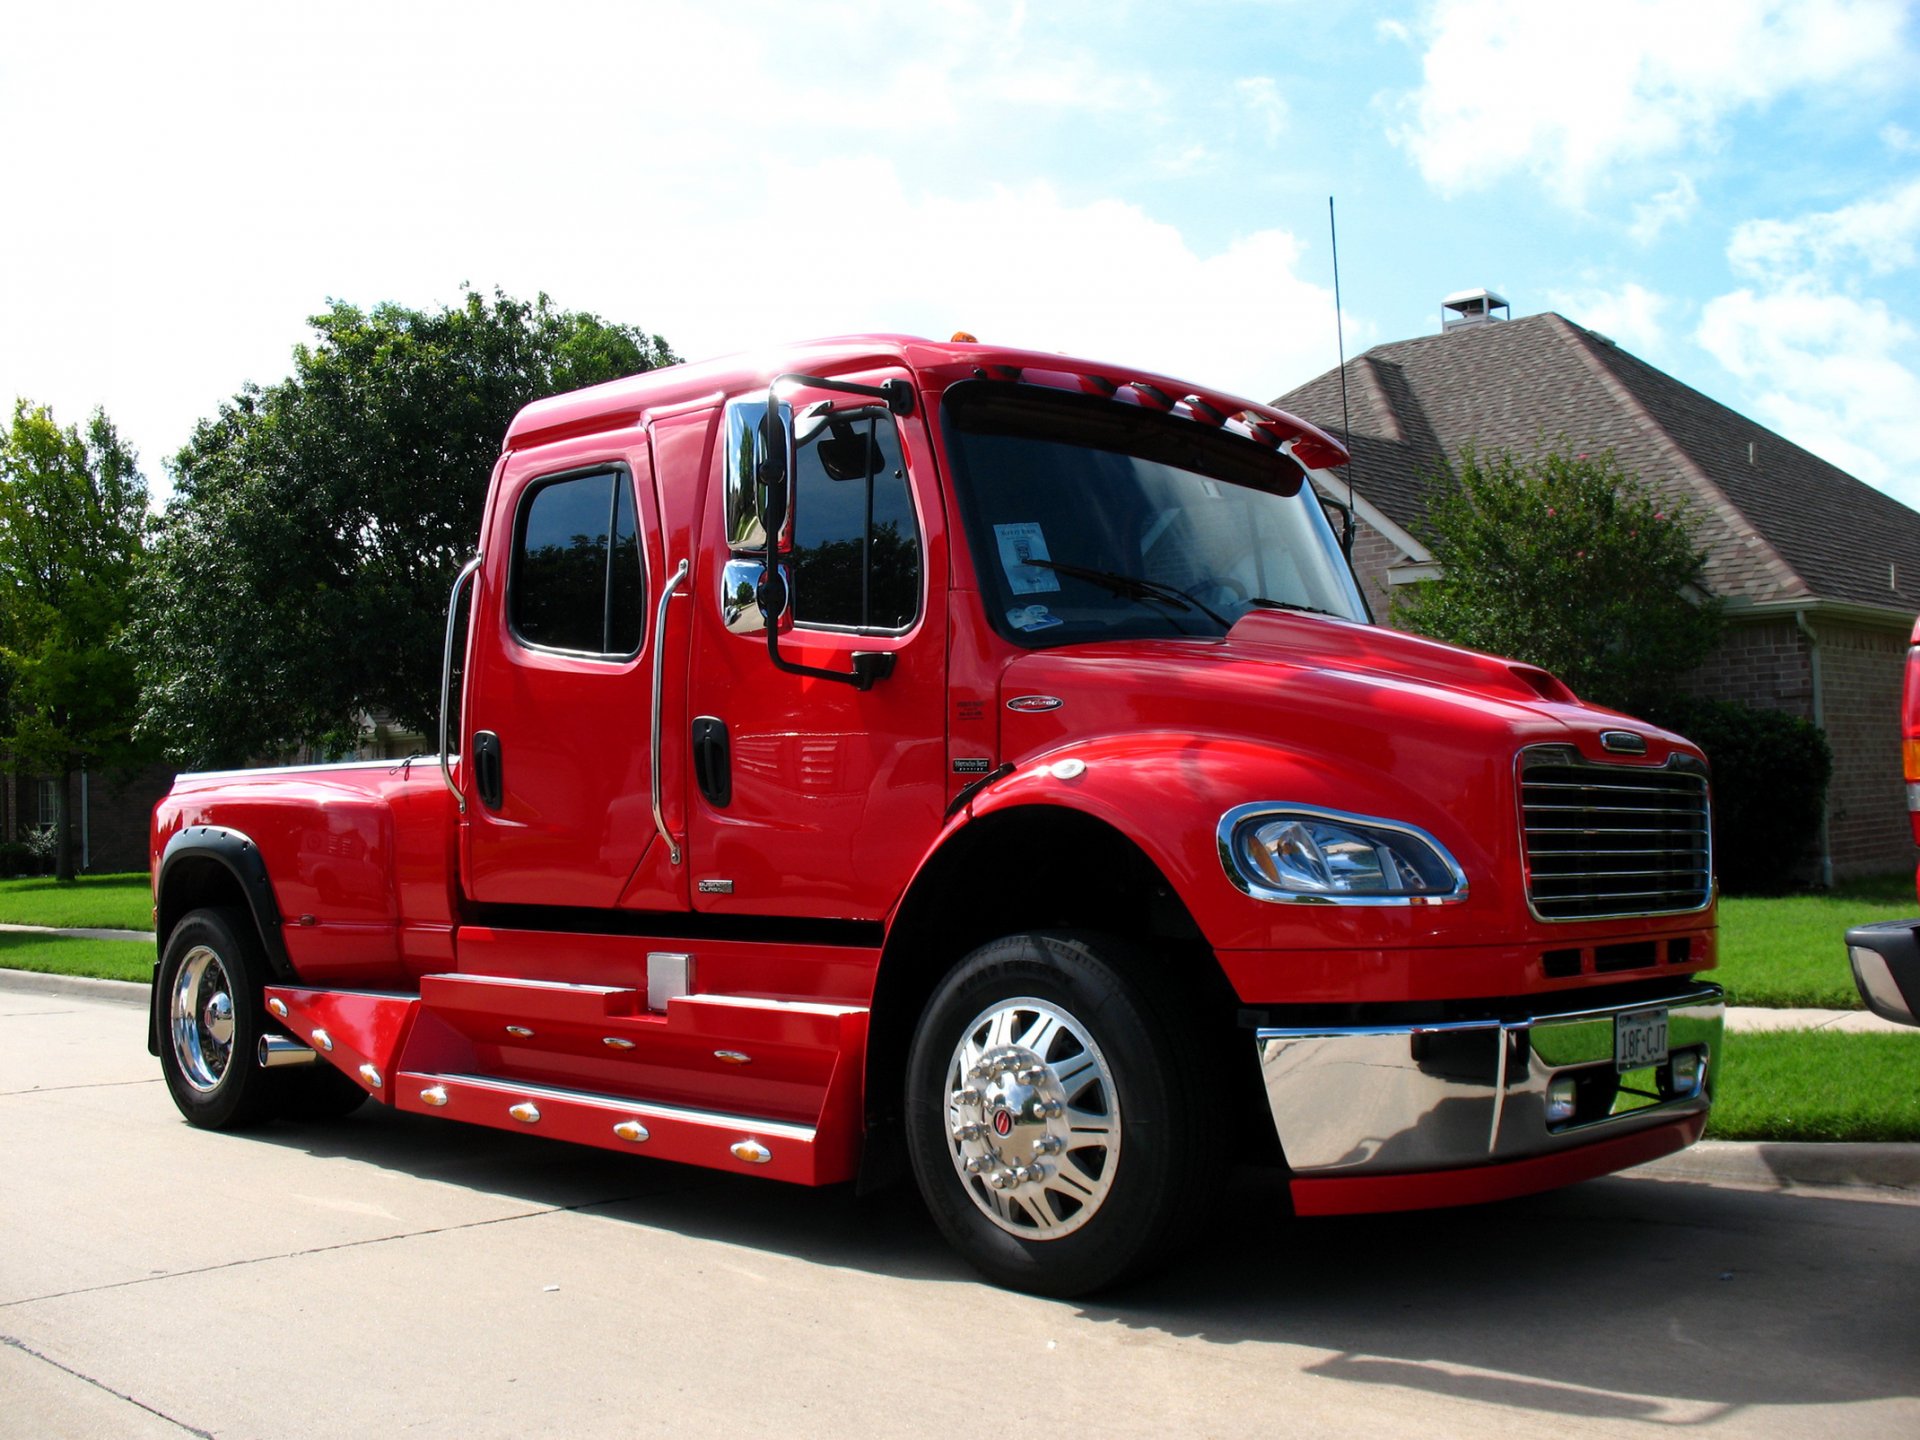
left=278, top=1063, right=370, bottom=1122
left=157, top=906, right=280, bottom=1129
left=904, top=931, right=1221, bottom=1296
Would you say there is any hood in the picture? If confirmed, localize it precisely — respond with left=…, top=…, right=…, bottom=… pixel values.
left=995, top=609, right=1694, bottom=779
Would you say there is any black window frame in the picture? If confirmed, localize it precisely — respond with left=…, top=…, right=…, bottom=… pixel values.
left=786, top=404, right=925, bottom=637
left=507, top=463, right=648, bottom=662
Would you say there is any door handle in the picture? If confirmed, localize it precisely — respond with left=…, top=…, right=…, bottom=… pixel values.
left=472, top=731, right=503, bottom=811
left=692, top=717, right=731, bottom=808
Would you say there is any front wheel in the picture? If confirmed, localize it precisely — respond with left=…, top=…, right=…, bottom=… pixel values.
left=905, top=932, right=1220, bottom=1296
left=158, top=907, right=280, bottom=1130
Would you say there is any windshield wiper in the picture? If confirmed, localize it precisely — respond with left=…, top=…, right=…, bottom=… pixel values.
left=1025, top=559, right=1233, bottom=629
left=1249, top=596, right=1343, bottom=619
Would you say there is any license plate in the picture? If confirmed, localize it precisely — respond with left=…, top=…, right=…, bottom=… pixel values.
left=1615, top=1008, right=1669, bottom=1073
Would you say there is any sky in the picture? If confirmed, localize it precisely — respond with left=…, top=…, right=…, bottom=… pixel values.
left=4, top=0, right=1918, bottom=509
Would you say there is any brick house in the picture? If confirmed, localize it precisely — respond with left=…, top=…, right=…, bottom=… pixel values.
left=2, top=717, right=423, bottom=877
left=0, top=759, right=175, bottom=875
left=1275, top=295, right=1920, bottom=883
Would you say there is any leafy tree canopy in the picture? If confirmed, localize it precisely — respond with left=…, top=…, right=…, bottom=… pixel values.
left=1393, top=443, right=1723, bottom=713
left=0, top=401, right=151, bottom=878
left=136, top=289, right=677, bottom=767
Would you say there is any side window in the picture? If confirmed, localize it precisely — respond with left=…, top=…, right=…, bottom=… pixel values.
left=512, top=468, right=646, bottom=656
left=790, top=411, right=922, bottom=631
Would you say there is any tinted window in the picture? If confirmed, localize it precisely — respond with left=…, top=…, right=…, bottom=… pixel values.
left=943, top=381, right=1366, bottom=646
left=513, top=470, right=646, bottom=655
left=790, top=411, right=921, bottom=630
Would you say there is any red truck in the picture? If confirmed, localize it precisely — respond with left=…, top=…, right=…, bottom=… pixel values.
left=149, top=335, right=1723, bottom=1295
left=1844, top=616, right=1920, bottom=1026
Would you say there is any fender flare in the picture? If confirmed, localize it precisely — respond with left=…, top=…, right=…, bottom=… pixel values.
left=155, top=824, right=294, bottom=981
left=150, top=824, right=294, bottom=1057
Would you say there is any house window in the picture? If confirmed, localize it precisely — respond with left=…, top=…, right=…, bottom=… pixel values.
left=35, top=777, right=57, bottom=831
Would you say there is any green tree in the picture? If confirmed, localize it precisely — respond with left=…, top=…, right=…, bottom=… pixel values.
left=135, top=289, right=677, bottom=767
left=0, top=402, right=151, bottom=880
left=1393, top=444, right=1723, bottom=712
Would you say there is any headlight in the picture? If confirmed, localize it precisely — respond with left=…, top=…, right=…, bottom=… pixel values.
left=1218, top=803, right=1468, bottom=906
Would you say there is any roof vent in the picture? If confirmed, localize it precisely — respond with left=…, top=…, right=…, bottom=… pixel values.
left=1442, top=288, right=1510, bottom=333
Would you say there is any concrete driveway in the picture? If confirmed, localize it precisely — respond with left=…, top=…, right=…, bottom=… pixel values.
left=4, top=976, right=1917, bottom=1438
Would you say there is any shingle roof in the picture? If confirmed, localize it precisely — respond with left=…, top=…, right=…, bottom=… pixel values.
left=1275, top=311, right=1920, bottom=614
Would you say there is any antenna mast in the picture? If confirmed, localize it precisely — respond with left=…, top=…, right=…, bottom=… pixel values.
left=1329, top=196, right=1356, bottom=558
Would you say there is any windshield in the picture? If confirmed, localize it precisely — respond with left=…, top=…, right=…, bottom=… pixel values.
left=941, top=381, right=1368, bottom=645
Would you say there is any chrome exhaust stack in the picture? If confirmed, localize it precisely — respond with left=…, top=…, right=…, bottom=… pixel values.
left=258, top=1033, right=320, bottom=1068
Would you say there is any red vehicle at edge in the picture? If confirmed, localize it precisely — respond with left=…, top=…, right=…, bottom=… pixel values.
left=149, top=335, right=1724, bottom=1294
left=1845, top=616, right=1920, bottom=1026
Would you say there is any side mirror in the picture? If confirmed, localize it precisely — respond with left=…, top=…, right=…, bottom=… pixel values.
left=723, top=398, right=794, bottom=553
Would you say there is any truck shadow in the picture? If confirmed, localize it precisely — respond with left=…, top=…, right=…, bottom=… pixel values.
left=259, top=1104, right=1918, bottom=1420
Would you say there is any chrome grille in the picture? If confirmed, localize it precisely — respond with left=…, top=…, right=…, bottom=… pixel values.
left=1519, top=747, right=1711, bottom=921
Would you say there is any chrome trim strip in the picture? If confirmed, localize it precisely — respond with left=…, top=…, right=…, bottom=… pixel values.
left=651, top=558, right=691, bottom=865
left=425, top=974, right=630, bottom=996
left=177, top=758, right=438, bottom=781
left=420, top=1071, right=816, bottom=1142
left=440, top=555, right=484, bottom=814
left=1217, top=801, right=1469, bottom=907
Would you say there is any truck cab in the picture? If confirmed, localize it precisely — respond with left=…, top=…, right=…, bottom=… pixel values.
left=151, top=335, right=1723, bottom=1295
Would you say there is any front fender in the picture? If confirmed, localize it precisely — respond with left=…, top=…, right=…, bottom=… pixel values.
left=957, top=730, right=1506, bottom=953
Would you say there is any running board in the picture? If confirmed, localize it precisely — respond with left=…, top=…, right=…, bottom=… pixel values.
left=393, top=1071, right=844, bottom=1184
left=262, top=980, right=868, bottom=1185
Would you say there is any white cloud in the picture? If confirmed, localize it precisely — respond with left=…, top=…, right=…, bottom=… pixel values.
left=705, top=167, right=1345, bottom=405
left=1629, top=175, right=1699, bottom=245
left=1698, top=287, right=1920, bottom=502
left=1885, top=123, right=1920, bottom=155
left=1727, top=176, right=1920, bottom=281
left=1388, top=0, right=1910, bottom=204
left=0, top=0, right=1202, bottom=496
left=1547, top=280, right=1675, bottom=356
left=1235, top=76, right=1290, bottom=146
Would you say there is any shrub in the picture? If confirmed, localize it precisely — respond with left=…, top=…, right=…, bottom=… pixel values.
left=1642, top=696, right=1833, bottom=894
left=1394, top=443, right=1722, bottom=713
left=0, top=832, right=53, bottom=879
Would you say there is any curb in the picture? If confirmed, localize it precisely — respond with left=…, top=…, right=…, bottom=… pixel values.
left=1628, top=1140, right=1920, bottom=1197
left=0, top=970, right=149, bottom=1008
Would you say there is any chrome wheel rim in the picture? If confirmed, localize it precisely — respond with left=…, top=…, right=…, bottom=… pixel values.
left=170, top=945, right=236, bottom=1093
left=943, top=996, right=1120, bottom=1240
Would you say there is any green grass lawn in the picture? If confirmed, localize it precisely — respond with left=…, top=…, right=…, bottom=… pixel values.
left=1714, top=874, right=1914, bottom=1009
left=0, top=873, right=152, bottom=931
left=0, top=930, right=154, bottom=983
left=1706, top=1028, right=1920, bottom=1142
left=5, top=875, right=1919, bottom=1143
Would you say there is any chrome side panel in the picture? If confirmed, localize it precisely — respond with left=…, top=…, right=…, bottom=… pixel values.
left=1257, top=986, right=1722, bottom=1175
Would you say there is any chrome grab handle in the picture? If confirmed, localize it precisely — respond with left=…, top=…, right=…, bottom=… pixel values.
left=439, top=555, right=483, bottom=814
left=651, top=559, right=691, bottom=864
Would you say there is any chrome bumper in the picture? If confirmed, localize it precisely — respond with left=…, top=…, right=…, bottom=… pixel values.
left=1256, top=985, right=1722, bottom=1176
left=1845, top=919, right=1920, bottom=1026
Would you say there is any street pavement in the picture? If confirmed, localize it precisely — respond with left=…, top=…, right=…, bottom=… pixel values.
left=3, top=972, right=1917, bottom=1438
